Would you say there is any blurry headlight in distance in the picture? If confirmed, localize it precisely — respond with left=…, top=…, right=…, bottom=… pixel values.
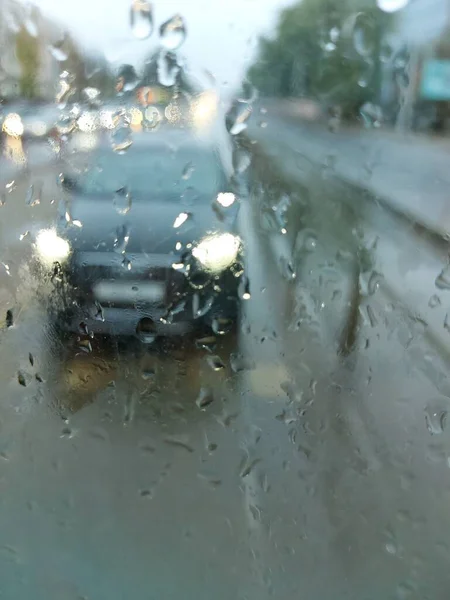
left=191, top=90, right=218, bottom=130
left=35, top=229, right=70, bottom=266
left=216, top=192, right=236, bottom=208
left=2, top=113, right=24, bottom=137
left=192, top=233, right=240, bottom=272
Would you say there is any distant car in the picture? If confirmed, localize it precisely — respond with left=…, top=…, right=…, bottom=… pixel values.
left=35, top=130, right=244, bottom=342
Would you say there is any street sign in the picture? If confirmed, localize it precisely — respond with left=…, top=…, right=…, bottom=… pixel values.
left=420, top=59, right=450, bottom=100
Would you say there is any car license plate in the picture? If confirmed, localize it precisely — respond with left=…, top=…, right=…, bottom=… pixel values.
left=93, top=280, right=165, bottom=304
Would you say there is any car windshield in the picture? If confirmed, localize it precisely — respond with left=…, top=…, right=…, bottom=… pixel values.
left=70, top=144, right=226, bottom=199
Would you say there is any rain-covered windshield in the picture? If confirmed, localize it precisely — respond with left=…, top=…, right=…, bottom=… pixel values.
left=2, top=0, right=450, bottom=598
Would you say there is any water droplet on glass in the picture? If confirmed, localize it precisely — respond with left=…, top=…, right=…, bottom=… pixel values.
left=18, top=371, right=31, bottom=386
left=206, top=355, right=225, bottom=372
left=380, top=41, right=393, bottom=62
left=212, top=316, right=233, bottom=336
left=113, top=187, right=132, bottom=215
left=28, top=353, right=34, bottom=367
left=114, top=224, right=131, bottom=254
left=360, top=102, right=383, bottom=128
left=377, top=0, right=409, bottom=13
left=429, top=294, right=441, bottom=308
left=82, top=86, right=101, bottom=107
left=368, top=271, right=383, bottom=295
left=55, top=71, right=75, bottom=106
left=435, top=266, right=450, bottom=290
left=56, top=111, right=76, bottom=135
left=130, top=0, right=154, bottom=40
left=115, top=64, right=139, bottom=94
left=192, top=293, right=214, bottom=319
left=182, top=162, right=194, bottom=180
left=143, top=105, right=162, bottom=129
left=49, top=43, right=68, bottom=62
left=227, top=102, right=252, bottom=135
left=196, top=387, right=214, bottom=410
left=352, top=14, right=374, bottom=57
left=111, top=123, right=132, bottom=153
left=159, top=14, right=187, bottom=51
left=157, top=51, right=180, bottom=87
left=173, top=212, right=190, bottom=228
left=24, top=15, right=38, bottom=37
left=425, top=400, right=448, bottom=435
left=230, top=352, right=255, bottom=373
left=5, top=310, right=13, bottom=328
left=25, top=183, right=41, bottom=207
left=238, top=277, right=251, bottom=300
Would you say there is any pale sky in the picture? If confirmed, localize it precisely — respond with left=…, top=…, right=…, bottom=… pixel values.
left=31, top=0, right=296, bottom=93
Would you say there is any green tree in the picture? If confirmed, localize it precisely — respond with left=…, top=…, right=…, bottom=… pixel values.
left=248, top=0, right=392, bottom=118
left=16, top=25, right=39, bottom=99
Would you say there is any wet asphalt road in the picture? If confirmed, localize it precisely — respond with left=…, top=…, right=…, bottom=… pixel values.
left=0, top=132, right=450, bottom=600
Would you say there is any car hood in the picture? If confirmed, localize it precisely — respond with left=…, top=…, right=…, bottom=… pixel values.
left=59, top=193, right=239, bottom=255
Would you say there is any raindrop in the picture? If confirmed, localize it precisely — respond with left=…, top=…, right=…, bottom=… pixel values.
left=297, top=229, right=318, bottom=253
left=0, top=194, right=6, bottom=207
left=49, top=43, right=68, bottom=62
left=212, top=316, right=233, bottom=336
left=352, top=13, right=375, bottom=57
left=240, top=457, right=261, bottom=478
left=232, top=147, right=251, bottom=175
left=82, top=87, right=101, bottom=107
left=377, top=0, right=409, bottom=13
left=380, top=41, right=393, bottom=62
left=114, top=224, right=131, bottom=254
left=157, top=51, right=179, bottom=87
left=195, top=335, right=217, bottom=352
left=368, top=271, right=383, bottom=295
left=192, top=293, right=214, bottom=319
left=141, top=367, right=156, bottom=381
left=24, top=14, right=38, bottom=37
left=237, top=80, right=257, bottom=103
left=28, top=353, right=34, bottom=367
left=17, top=371, right=27, bottom=387
left=217, top=192, right=236, bottom=208
left=55, top=71, right=75, bottom=106
left=115, top=64, right=139, bottom=94
left=435, top=266, right=450, bottom=290
left=206, top=355, right=225, bottom=372
left=113, top=187, right=132, bottom=215
left=238, top=277, right=251, bottom=300
left=55, top=111, right=76, bottom=135
left=130, top=0, right=153, bottom=40
left=5, top=310, right=13, bottom=328
left=196, top=387, right=214, bottom=410
left=78, top=339, right=93, bottom=353
left=122, top=256, right=132, bottom=270
left=159, top=14, right=187, bottom=51
left=230, top=352, right=255, bottom=373
left=173, top=212, right=190, bottom=228
left=164, top=435, right=194, bottom=453
left=366, top=305, right=378, bottom=328
left=60, top=427, right=74, bottom=439
left=143, top=106, right=162, bottom=129
left=360, top=102, right=383, bottom=128
left=429, top=294, right=441, bottom=308
left=25, top=183, right=41, bottom=207
left=425, top=400, right=448, bottom=435
left=226, top=102, right=252, bottom=135
left=180, top=163, right=194, bottom=182
left=111, top=124, right=133, bottom=153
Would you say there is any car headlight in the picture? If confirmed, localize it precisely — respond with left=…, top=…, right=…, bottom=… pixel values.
left=35, top=229, right=70, bottom=266
left=192, top=233, right=240, bottom=272
left=2, top=113, right=24, bottom=137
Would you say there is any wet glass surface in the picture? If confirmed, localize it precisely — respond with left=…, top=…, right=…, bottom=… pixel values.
left=1, top=0, right=450, bottom=598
